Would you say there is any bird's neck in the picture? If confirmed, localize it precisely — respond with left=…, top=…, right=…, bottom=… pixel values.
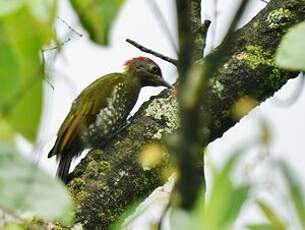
left=125, top=69, right=142, bottom=88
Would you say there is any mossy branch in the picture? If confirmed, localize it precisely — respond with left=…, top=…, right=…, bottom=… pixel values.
left=59, top=0, right=305, bottom=229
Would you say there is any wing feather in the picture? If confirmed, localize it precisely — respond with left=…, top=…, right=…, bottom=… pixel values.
left=48, top=73, right=126, bottom=159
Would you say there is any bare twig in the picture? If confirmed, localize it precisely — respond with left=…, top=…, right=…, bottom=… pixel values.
left=126, top=38, right=178, bottom=66
left=40, top=50, right=55, bottom=90
left=57, top=16, right=83, bottom=37
left=41, top=38, right=71, bottom=52
left=42, top=17, right=83, bottom=53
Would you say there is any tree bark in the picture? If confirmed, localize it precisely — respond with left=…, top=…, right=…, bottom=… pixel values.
left=62, top=0, right=305, bottom=229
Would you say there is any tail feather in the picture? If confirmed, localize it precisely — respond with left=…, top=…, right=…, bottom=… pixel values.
left=57, top=155, right=73, bottom=183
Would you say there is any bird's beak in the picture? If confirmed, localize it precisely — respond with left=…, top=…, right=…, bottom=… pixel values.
left=155, top=76, right=172, bottom=88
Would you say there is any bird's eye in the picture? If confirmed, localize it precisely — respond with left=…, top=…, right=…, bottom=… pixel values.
left=151, top=66, right=159, bottom=73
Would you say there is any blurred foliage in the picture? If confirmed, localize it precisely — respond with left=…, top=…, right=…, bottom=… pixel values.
left=0, top=0, right=75, bottom=226
left=256, top=200, right=286, bottom=230
left=0, top=143, right=73, bottom=224
left=276, top=20, right=305, bottom=71
left=3, top=223, right=24, bottom=230
left=246, top=224, right=274, bottom=230
left=170, top=152, right=249, bottom=230
left=0, top=0, right=56, bottom=142
left=69, top=0, right=125, bottom=45
left=0, top=0, right=128, bottom=227
left=280, top=162, right=305, bottom=229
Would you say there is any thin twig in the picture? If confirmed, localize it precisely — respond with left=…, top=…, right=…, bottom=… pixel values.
left=57, top=16, right=83, bottom=37
left=42, top=17, right=83, bottom=53
left=126, top=38, right=178, bottom=66
left=41, top=38, right=71, bottom=52
left=40, top=50, right=55, bottom=90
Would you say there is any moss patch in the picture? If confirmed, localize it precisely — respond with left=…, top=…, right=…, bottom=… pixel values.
left=235, top=45, right=274, bottom=69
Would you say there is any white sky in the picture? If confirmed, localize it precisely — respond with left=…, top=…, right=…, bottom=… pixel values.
left=19, top=0, right=305, bottom=229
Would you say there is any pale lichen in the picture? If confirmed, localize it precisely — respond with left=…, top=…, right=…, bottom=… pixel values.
left=211, top=80, right=224, bottom=98
left=266, top=8, right=294, bottom=29
left=144, top=95, right=179, bottom=140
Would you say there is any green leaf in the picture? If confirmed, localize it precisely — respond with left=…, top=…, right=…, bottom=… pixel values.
left=171, top=152, right=248, bottom=230
left=280, top=162, right=305, bottom=229
left=246, top=223, right=275, bottom=230
left=257, top=200, right=286, bottom=230
left=221, top=185, right=249, bottom=227
left=203, top=152, right=244, bottom=229
left=70, top=0, right=124, bottom=45
left=275, top=21, right=305, bottom=71
left=0, top=0, right=56, bottom=142
left=0, top=143, right=73, bottom=224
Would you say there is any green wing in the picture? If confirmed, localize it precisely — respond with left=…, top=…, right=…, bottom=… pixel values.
left=48, top=73, right=126, bottom=157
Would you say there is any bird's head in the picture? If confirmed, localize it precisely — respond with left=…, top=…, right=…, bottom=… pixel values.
left=124, top=57, right=172, bottom=88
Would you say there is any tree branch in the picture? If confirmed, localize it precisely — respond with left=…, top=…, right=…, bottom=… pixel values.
left=59, top=0, right=305, bottom=229
left=126, top=38, right=178, bottom=66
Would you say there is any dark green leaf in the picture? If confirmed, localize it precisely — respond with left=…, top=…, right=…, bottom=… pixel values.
left=70, top=0, right=124, bottom=45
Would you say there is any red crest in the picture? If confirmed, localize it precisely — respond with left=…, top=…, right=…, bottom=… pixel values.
left=124, top=57, right=156, bottom=68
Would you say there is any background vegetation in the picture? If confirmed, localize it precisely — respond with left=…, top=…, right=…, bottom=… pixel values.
left=0, top=0, right=305, bottom=229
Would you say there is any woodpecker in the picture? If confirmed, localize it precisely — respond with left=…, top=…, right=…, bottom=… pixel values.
left=48, top=57, right=172, bottom=182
